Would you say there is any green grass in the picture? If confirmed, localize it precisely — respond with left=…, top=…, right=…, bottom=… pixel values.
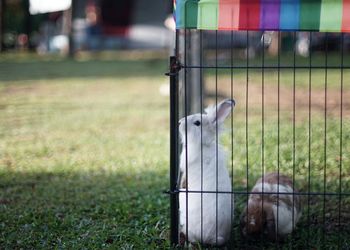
left=0, top=52, right=349, bottom=249
left=0, top=53, right=170, bottom=249
left=224, top=117, right=350, bottom=249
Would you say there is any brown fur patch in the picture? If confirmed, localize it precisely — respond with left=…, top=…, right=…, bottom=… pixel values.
left=255, top=172, right=302, bottom=214
left=241, top=172, right=302, bottom=239
left=180, top=175, right=187, bottom=189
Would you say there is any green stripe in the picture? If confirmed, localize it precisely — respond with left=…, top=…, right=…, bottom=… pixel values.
left=300, top=0, right=322, bottom=30
left=197, top=0, right=219, bottom=30
left=184, top=0, right=198, bottom=28
left=320, top=0, right=342, bottom=32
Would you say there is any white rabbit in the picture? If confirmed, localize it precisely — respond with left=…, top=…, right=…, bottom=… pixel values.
left=178, top=99, right=235, bottom=246
left=240, top=172, right=302, bottom=241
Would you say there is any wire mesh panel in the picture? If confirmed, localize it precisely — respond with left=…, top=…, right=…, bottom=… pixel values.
left=169, top=29, right=350, bottom=249
left=169, top=0, right=350, bottom=248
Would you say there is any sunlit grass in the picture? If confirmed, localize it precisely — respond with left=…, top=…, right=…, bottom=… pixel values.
left=0, top=53, right=349, bottom=249
left=0, top=55, right=171, bottom=249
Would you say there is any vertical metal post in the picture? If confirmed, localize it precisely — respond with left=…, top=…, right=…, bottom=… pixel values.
left=0, top=0, right=4, bottom=52
left=68, top=0, right=76, bottom=57
left=23, top=0, right=32, bottom=50
left=189, top=30, right=202, bottom=114
left=168, top=56, right=180, bottom=245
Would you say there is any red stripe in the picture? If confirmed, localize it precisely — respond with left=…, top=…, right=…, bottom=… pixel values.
left=239, top=0, right=261, bottom=30
left=342, top=0, right=350, bottom=32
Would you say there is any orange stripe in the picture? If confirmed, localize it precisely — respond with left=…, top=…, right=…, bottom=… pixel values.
left=218, top=0, right=240, bottom=30
left=342, top=0, right=350, bottom=32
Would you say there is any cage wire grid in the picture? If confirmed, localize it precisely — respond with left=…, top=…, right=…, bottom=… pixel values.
left=169, top=30, right=350, bottom=249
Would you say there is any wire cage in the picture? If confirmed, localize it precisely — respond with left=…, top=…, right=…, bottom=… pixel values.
left=168, top=1, right=350, bottom=249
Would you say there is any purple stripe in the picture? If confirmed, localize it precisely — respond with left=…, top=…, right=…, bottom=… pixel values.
left=260, top=0, right=280, bottom=30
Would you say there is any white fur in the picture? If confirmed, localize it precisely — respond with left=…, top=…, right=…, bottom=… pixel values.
left=271, top=204, right=298, bottom=235
left=178, top=99, right=235, bottom=246
left=250, top=182, right=301, bottom=235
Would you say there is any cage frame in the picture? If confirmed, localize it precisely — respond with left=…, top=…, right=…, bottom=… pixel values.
left=168, top=1, right=350, bottom=247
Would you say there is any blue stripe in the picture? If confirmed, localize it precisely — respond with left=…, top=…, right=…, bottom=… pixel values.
left=280, top=0, right=300, bottom=30
left=176, top=0, right=184, bottom=28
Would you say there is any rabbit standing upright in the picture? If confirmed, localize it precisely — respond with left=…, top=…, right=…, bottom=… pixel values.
left=240, top=172, right=302, bottom=241
left=178, top=99, right=235, bottom=246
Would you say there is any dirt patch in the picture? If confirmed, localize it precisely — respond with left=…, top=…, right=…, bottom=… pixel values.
left=0, top=199, right=11, bottom=205
left=206, top=79, right=350, bottom=119
left=1, top=85, right=38, bottom=95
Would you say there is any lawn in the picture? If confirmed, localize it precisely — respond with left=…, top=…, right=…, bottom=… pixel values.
left=0, top=52, right=349, bottom=249
left=0, top=52, right=171, bottom=249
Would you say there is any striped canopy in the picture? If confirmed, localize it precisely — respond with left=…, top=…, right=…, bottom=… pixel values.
left=175, top=0, right=350, bottom=32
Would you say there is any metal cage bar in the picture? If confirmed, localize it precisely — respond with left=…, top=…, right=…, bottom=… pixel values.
left=169, top=29, right=349, bottom=248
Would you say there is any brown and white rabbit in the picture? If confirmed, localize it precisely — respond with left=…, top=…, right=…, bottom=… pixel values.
left=240, top=172, right=302, bottom=241
left=178, top=99, right=235, bottom=246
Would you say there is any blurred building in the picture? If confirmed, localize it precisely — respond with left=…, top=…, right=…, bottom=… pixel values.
left=3, top=1, right=348, bottom=55
left=1, top=0, right=173, bottom=53
left=73, top=0, right=173, bottom=51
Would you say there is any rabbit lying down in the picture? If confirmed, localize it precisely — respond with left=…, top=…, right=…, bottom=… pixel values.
left=178, top=99, right=235, bottom=246
left=240, top=172, right=302, bottom=241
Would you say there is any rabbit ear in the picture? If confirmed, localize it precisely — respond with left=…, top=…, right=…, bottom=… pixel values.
left=210, top=99, right=235, bottom=124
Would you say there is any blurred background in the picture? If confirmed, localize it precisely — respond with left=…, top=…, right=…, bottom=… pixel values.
left=1, top=0, right=350, bottom=55
left=0, top=1, right=175, bottom=248
left=0, top=0, right=349, bottom=248
left=0, top=0, right=174, bottom=53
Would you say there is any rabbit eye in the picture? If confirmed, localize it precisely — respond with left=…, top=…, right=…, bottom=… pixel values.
left=194, top=120, right=201, bottom=126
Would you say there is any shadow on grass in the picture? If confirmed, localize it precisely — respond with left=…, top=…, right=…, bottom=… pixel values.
left=0, top=59, right=167, bottom=82
left=230, top=194, right=350, bottom=250
left=1, top=171, right=349, bottom=249
left=0, top=170, right=170, bottom=249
